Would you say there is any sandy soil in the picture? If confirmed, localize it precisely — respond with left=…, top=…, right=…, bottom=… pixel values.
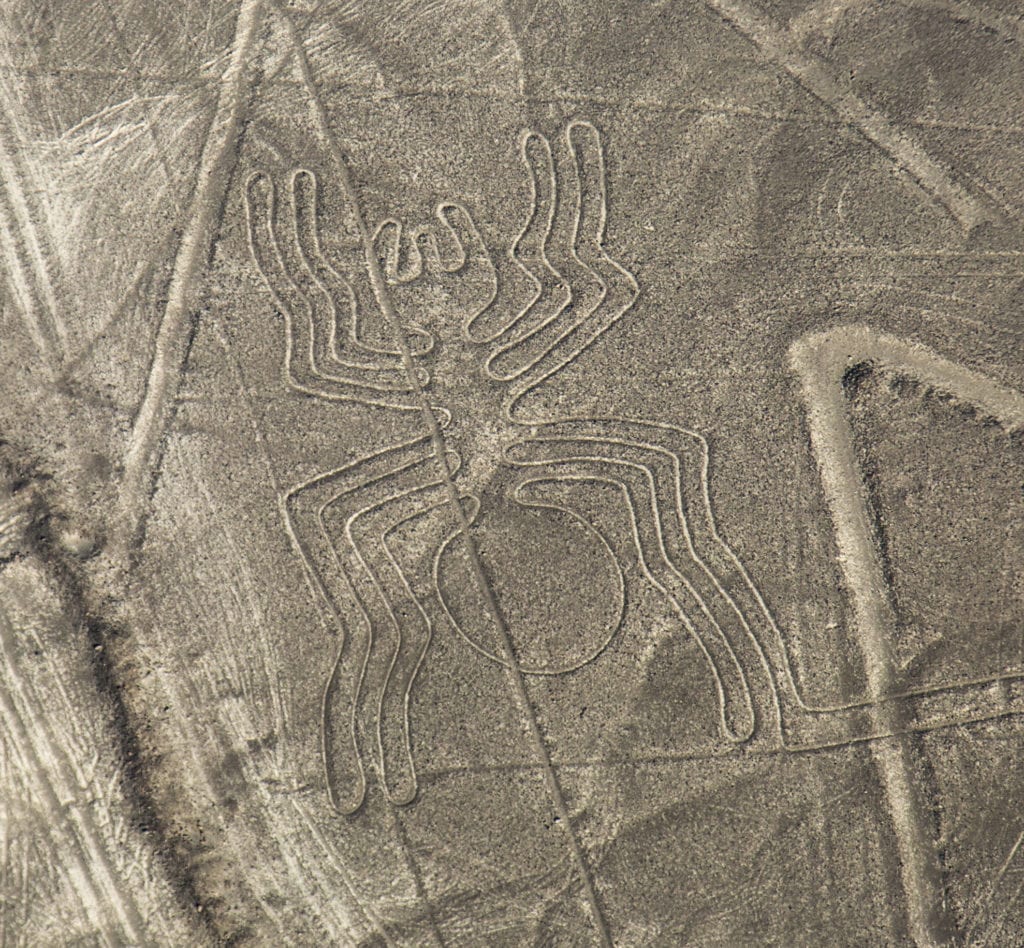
left=1, top=1, right=1023, bottom=944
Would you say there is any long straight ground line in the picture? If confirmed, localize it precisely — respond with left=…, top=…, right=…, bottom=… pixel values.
left=270, top=2, right=612, bottom=943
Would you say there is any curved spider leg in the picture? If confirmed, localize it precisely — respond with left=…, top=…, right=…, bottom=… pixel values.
left=509, top=418, right=784, bottom=739
left=503, top=443, right=756, bottom=744
left=337, top=467, right=461, bottom=807
left=497, top=122, right=640, bottom=423
left=468, top=130, right=573, bottom=360
left=487, top=122, right=607, bottom=384
left=354, top=216, right=431, bottom=357
left=371, top=203, right=498, bottom=347
left=435, top=202, right=499, bottom=330
left=372, top=217, right=424, bottom=284
left=411, top=226, right=442, bottom=277
left=320, top=450, right=457, bottom=808
left=267, top=169, right=428, bottom=387
left=244, top=171, right=423, bottom=410
left=463, top=130, right=555, bottom=346
left=290, top=169, right=435, bottom=363
left=281, top=434, right=436, bottom=814
left=375, top=486, right=460, bottom=806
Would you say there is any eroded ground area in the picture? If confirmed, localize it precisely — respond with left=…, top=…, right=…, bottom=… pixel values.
left=1, top=1, right=1024, bottom=945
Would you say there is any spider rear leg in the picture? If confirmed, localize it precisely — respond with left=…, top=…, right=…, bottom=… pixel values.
left=512, top=417, right=783, bottom=720
left=335, top=473, right=464, bottom=807
left=505, top=419, right=777, bottom=744
left=282, top=434, right=443, bottom=813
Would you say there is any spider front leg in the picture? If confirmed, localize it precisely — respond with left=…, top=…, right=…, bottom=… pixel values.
left=244, top=169, right=432, bottom=409
left=504, top=417, right=781, bottom=744
left=283, top=435, right=457, bottom=813
left=467, top=120, right=639, bottom=421
left=371, top=200, right=497, bottom=342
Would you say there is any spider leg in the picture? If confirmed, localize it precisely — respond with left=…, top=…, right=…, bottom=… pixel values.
left=337, top=472, right=463, bottom=807
left=505, top=429, right=757, bottom=744
left=484, top=122, right=640, bottom=421
left=511, top=417, right=784, bottom=728
left=244, top=171, right=426, bottom=410
left=290, top=169, right=434, bottom=360
left=480, top=130, right=572, bottom=371
left=281, top=435, right=437, bottom=814
left=371, top=202, right=498, bottom=342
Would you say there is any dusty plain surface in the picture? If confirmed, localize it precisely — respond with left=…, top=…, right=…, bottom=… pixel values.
left=1, top=1, right=1024, bottom=945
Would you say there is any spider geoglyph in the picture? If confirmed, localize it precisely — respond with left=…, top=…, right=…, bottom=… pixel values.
left=243, top=117, right=1024, bottom=838
left=244, top=118, right=784, bottom=816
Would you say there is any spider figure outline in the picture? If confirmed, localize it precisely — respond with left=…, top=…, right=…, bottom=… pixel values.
left=243, top=119, right=1024, bottom=817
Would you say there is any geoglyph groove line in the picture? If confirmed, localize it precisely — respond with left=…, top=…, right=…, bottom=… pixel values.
left=264, top=4, right=614, bottom=942
left=243, top=171, right=429, bottom=406
left=434, top=476, right=625, bottom=677
left=502, top=446, right=757, bottom=742
left=321, top=453, right=460, bottom=809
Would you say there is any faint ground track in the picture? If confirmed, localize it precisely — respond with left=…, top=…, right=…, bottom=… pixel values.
left=967, top=826, right=1024, bottom=945
left=701, top=0, right=1003, bottom=233
left=0, top=480, right=204, bottom=946
left=93, top=0, right=188, bottom=223
left=0, top=132, right=63, bottom=373
left=117, top=0, right=265, bottom=557
left=789, top=324, right=1024, bottom=947
left=0, top=607, right=142, bottom=945
left=790, top=0, right=1024, bottom=49
left=0, top=84, right=68, bottom=369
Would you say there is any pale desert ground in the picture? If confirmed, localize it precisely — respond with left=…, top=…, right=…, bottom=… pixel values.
left=1, top=1, right=1024, bottom=945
